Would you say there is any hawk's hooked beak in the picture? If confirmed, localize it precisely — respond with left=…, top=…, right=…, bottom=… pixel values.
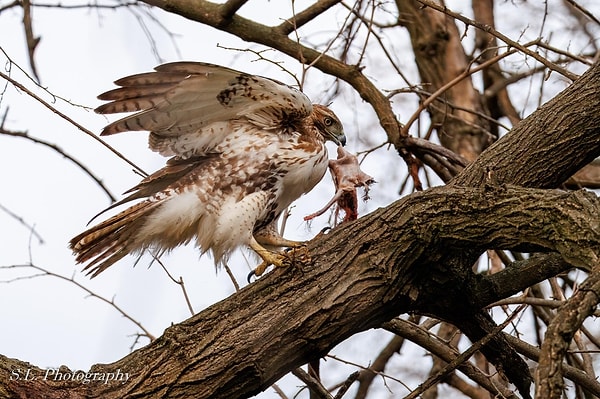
left=328, top=129, right=346, bottom=147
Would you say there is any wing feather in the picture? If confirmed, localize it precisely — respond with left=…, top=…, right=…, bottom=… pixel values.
left=96, top=62, right=313, bottom=158
left=87, top=155, right=216, bottom=223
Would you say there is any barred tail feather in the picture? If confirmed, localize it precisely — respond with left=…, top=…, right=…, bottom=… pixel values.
left=69, top=201, right=162, bottom=278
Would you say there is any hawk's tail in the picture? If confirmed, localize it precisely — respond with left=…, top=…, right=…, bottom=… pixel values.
left=69, top=201, right=162, bottom=278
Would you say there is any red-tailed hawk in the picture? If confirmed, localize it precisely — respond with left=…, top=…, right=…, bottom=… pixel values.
left=70, top=62, right=346, bottom=278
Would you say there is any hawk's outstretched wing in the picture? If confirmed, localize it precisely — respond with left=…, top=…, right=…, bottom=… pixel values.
left=96, top=62, right=313, bottom=158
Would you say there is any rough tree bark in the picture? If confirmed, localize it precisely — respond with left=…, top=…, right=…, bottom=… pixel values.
left=1, top=59, right=599, bottom=399
left=535, top=270, right=600, bottom=398
left=2, top=186, right=598, bottom=399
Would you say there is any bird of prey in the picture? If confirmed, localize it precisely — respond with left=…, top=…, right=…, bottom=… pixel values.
left=70, top=62, right=346, bottom=278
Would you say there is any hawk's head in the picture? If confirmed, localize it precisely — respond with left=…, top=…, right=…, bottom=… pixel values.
left=312, top=104, right=346, bottom=147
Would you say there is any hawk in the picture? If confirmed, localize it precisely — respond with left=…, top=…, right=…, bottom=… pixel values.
left=70, top=62, right=346, bottom=278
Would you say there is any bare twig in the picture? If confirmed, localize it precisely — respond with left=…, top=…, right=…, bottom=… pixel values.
left=563, top=0, right=600, bottom=25
left=0, top=127, right=116, bottom=202
left=292, top=367, right=333, bottom=399
left=278, top=0, right=341, bottom=34
left=354, top=334, right=406, bottom=399
left=0, top=69, right=147, bottom=177
left=401, top=48, right=518, bottom=136
left=0, top=263, right=155, bottom=341
left=0, top=203, right=44, bottom=244
left=153, top=255, right=196, bottom=315
left=21, top=0, right=41, bottom=82
left=333, top=371, right=359, bottom=399
left=326, top=353, right=412, bottom=392
left=0, top=0, right=20, bottom=13
left=223, top=262, right=241, bottom=292
left=383, top=318, right=520, bottom=398
left=271, top=383, right=289, bottom=399
left=28, top=1, right=139, bottom=9
left=415, top=0, right=579, bottom=80
left=404, top=304, right=527, bottom=399
left=215, top=44, right=302, bottom=88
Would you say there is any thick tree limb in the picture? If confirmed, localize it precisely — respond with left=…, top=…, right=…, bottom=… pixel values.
left=452, top=61, right=600, bottom=188
left=3, top=185, right=599, bottom=398
left=566, top=159, right=600, bottom=189
left=473, top=253, right=577, bottom=308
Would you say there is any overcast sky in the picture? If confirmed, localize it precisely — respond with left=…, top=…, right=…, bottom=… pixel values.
left=1, top=1, right=598, bottom=398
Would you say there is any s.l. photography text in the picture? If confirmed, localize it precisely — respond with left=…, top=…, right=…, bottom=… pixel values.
left=10, top=367, right=130, bottom=384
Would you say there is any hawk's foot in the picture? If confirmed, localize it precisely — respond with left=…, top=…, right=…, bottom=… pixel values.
left=247, top=240, right=311, bottom=282
left=247, top=251, right=290, bottom=282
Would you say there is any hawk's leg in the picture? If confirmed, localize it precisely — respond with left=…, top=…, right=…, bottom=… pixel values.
left=248, top=237, right=291, bottom=281
left=254, top=226, right=305, bottom=249
left=247, top=226, right=308, bottom=281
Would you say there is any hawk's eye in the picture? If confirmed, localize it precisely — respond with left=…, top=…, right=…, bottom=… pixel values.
left=324, top=116, right=333, bottom=126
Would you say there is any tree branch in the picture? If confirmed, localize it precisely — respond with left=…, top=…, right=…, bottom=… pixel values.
left=3, top=184, right=599, bottom=398
left=536, top=267, right=600, bottom=398
left=382, top=318, right=519, bottom=398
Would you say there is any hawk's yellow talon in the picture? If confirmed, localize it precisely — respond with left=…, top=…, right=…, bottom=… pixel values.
left=247, top=237, right=311, bottom=281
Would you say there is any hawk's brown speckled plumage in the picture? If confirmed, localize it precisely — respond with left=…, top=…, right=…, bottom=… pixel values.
left=69, top=62, right=346, bottom=277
